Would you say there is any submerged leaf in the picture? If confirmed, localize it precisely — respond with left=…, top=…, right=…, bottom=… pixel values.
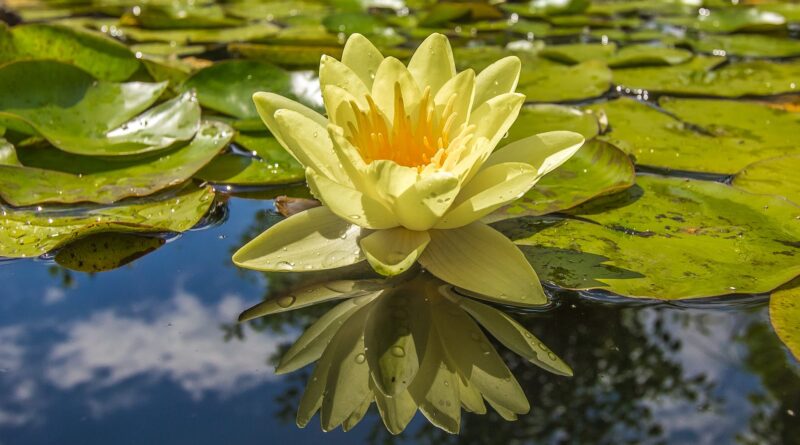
left=54, top=232, right=165, bottom=272
left=769, top=279, right=800, bottom=361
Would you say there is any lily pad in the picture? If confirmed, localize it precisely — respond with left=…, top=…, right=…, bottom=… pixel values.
left=225, top=1, right=329, bottom=21
left=0, top=61, right=200, bottom=156
left=503, top=104, right=600, bottom=145
left=769, top=279, right=800, bottom=360
left=488, top=140, right=634, bottom=221
left=54, top=232, right=166, bottom=272
left=686, top=8, right=786, bottom=33
left=613, top=57, right=800, bottom=98
left=0, top=23, right=140, bottom=81
left=230, top=42, right=344, bottom=67
left=0, top=121, right=232, bottom=206
left=588, top=97, right=800, bottom=174
left=732, top=155, right=800, bottom=205
left=120, top=22, right=279, bottom=44
left=127, top=4, right=242, bottom=29
left=498, top=175, right=800, bottom=299
left=540, top=42, right=693, bottom=68
left=182, top=60, right=293, bottom=120
left=196, top=133, right=303, bottom=185
left=681, top=34, right=800, bottom=58
left=0, top=184, right=216, bottom=258
left=0, top=137, right=19, bottom=166
left=502, top=0, right=590, bottom=17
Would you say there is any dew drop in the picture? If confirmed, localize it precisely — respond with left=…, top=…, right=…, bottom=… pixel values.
left=391, top=346, right=405, bottom=357
left=277, top=295, right=296, bottom=308
left=354, top=353, right=366, bottom=364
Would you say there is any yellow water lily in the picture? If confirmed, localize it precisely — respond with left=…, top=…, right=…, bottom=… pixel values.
left=233, top=33, right=584, bottom=306
left=238, top=272, right=572, bottom=434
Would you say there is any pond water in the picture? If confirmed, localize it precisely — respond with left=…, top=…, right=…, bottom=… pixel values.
left=0, top=197, right=797, bottom=444
left=1, top=0, right=800, bottom=443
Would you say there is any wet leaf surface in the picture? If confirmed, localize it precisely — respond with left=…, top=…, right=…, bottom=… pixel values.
left=769, top=278, right=800, bottom=360
left=732, top=155, right=800, bottom=205
left=54, top=232, right=166, bottom=272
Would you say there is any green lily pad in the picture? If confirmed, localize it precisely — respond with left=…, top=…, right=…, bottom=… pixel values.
left=120, top=22, right=279, bottom=44
left=681, top=34, right=800, bottom=58
left=538, top=43, right=618, bottom=65
left=0, top=23, right=140, bottom=81
left=503, top=104, right=600, bottom=145
left=130, top=42, right=206, bottom=57
left=502, top=0, right=590, bottom=17
left=0, top=184, right=216, bottom=258
left=488, top=140, right=634, bottom=220
left=769, top=279, right=800, bottom=360
left=54, top=232, right=166, bottom=272
left=128, top=3, right=242, bottom=29
left=225, top=1, right=329, bottom=21
left=0, top=61, right=200, bottom=156
left=455, top=47, right=612, bottom=102
left=182, top=60, right=293, bottom=120
left=419, top=2, right=503, bottom=26
left=0, top=120, right=232, bottom=206
left=540, top=42, right=693, bottom=68
left=230, top=42, right=344, bottom=67
left=732, top=155, right=800, bottom=205
left=588, top=97, right=800, bottom=174
left=685, top=8, right=786, bottom=33
left=195, top=133, right=303, bottom=185
left=498, top=175, right=800, bottom=299
left=613, top=57, right=800, bottom=97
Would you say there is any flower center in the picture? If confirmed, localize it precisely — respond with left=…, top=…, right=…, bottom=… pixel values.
left=346, top=83, right=461, bottom=170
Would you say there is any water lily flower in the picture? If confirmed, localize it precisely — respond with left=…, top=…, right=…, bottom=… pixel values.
left=239, top=272, right=572, bottom=434
left=233, top=33, right=584, bottom=307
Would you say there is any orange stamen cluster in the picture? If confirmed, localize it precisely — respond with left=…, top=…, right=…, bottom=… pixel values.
left=346, top=83, right=459, bottom=170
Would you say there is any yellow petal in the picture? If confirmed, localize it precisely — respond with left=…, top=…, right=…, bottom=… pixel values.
left=359, top=227, right=430, bottom=276
left=342, top=395, right=372, bottom=432
left=457, top=297, right=573, bottom=376
left=321, top=305, right=373, bottom=431
left=322, top=85, right=359, bottom=129
left=371, top=57, right=421, bottom=122
left=273, top=109, right=351, bottom=185
left=419, top=222, right=547, bottom=306
left=469, top=92, right=526, bottom=147
left=319, top=54, right=370, bottom=104
left=253, top=91, right=327, bottom=152
left=458, top=377, right=486, bottom=414
left=473, top=56, right=521, bottom=108
left=373, top=383, right=418, bottom=435
left=341, top=33, right=384, bottom=89
left=436, top=162, right=537, bottom=229
left=483, top=130, right=585, bottom=178
left=434, top=68, right=475, bottom=133
left=232, top=206, right=365, bottom=272
left=306, top=167, right=400, bottom=229
left=408, top=33, right=455, bottom=95
left=393, top=171, right=460, bottom=231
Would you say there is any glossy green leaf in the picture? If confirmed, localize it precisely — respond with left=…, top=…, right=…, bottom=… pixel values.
left=128, top=3, right=242, bottom=29
left=503, top=104, right=600, bottom=146
left=0, top=184, right=216, bottom=258
left=732, top=155, right=800, bottom=205
left=613, top=57, right=800, bottom=98
left=0, top=61, right=202, bottom=156
left=502, top=0, right=590, bottom=17
left=0, top=120, right=230, bottom=206
left=54, top=232, right=165, bottom=272
left=682, top=34, right=800, bottom=58
left=541, top=42, right=693, bottom=67
left=182, top=60, right=293, bottom=119
left=680, top=8, right=786, bottom=33
left=0, top=137, right=19, bottom=166
left=499, top=175, right=800, bottom=299
left=120, top=22, right=279, bottom=44
left=588, top=97, right=800, bottom=174
left=769, top=278, right=800, bottom=361
left=0, top=23, right=140, bottom=81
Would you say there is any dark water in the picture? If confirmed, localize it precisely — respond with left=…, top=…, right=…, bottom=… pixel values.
left=0, top=197, right=797, bottom=445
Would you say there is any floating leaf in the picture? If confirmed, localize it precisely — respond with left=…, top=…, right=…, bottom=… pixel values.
left=195, top=132, right=303, bottom=185
left=673, top=8, right=786, bottom=33
left=681, top=34, right=800, bottom=58
left=0, top=120, right=232, bottom=206
left=0, top=184, right=216, bottom=258
left=503, top=0, right=590, bottom=17
left=769, top=279, right=800, bottom=360
left=499, top=175, right=800, bottom=299
left=487, top=140, right=634, bottom=220
left=54, top=232, right=166, bottom=272
left=120, top=22, right=279, bottom=44
left=0, top=61, right=200, bottom=156
left=613, top=56, right=800, bottom=98
left=0, top=23, right=140, bottom=81
left=504, top=104, right=599, bottom=145
left=182, top=60, right=293, bottom=120
left=588, top=97, right=800, bottom=174
left=127, top=3, right=242, bottom=29
left=732, top=155, right=800, bottom=205
left=0, top=137, right=19, bottom=166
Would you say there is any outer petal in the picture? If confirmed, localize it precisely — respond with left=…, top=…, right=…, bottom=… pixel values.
left=232, top=206, right=365, bottom=272
left=434, top=68, right=475, bottom=133
left=408, top=33, right=456, bottom=96
left=473, top=56, right=521, bottom=109
left=306, top=167, right=400, bottom=229
left=373, top=383, right=417, bottom=434
left=359, top=227, right=431, bottom=276
left=483, top=130, right=585, bottom=178
left=253, top=91, right=327, bottom=149
left=273, top=109, right=350, bottom=184
left=371, top=57, right=421, bottom=123
left=419, top=222, right=547, bottom=306
left=393, top=171, right=460, bottom=231
left=435, top=162, right=537, bottom=229
left=322, top=85, right=359, bottom=129
left=469, top=92, right=526, bottom=148
left=319, top=55, right=370, bottom=104
left=341, top=33, right=384, bottom=89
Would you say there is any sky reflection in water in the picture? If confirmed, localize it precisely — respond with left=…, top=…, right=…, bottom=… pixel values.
left=0, top=198, right=797, bottom=445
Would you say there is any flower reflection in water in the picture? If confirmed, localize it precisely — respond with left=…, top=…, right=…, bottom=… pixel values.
left=238, top=269, right=571, bottom=434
